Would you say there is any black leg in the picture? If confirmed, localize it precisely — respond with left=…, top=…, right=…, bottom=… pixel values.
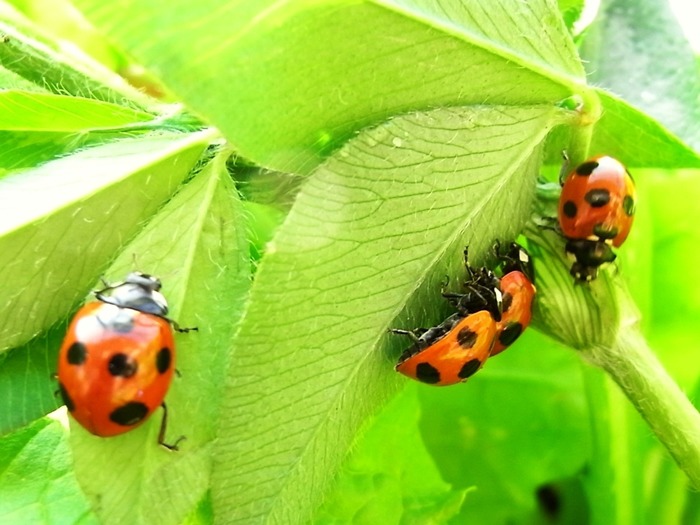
left=389, top=328, right=421, bottom=344
left=158, top=402, right=185, bottom=451
left=168, top=318, right=199, bottom=333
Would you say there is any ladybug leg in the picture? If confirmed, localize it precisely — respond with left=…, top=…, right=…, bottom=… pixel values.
left=492, top=239, right=502, bottom=259
left=167, top=318, right=199, bottom=333
left=157, top=402, right=186, bottom=451
left=463, top=248, right=478, bottom=281
left=440, top=275, right=451, bottom=291
left=441, top=291, right=471, bottom=309
left=534, top=215, right=560, bottom=232
left=389, top=328, right=422, bottom=344
left=93, top=276, right=124, bottom=297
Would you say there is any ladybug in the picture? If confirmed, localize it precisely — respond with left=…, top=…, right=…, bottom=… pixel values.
left=392, top=310, right=496, bottom=386
left=489, top=242, right=536, bottom=356
left=558, top=155, right=636, bottom=281
left=57, top=272, right=195, bottom=450
left=391, top=248, right=503, bottom=386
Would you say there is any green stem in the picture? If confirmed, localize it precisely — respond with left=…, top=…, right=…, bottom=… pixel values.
left=566, top=89, right=602, bottom=167
left=584, top=323, right=700, bottom=490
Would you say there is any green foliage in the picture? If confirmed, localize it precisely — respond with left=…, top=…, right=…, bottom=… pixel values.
left=0, top=0, right=698, bottom=524
left=0, top=418, right=98, bottom=524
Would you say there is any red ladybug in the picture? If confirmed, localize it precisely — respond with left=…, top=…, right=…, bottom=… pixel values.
left=57, top=272, right=195, bottom=449
left=391, top=242, right=535, bottom=385
left=392, top=310, right=496, bottom=386
left=558, top=155, right=636, bottom=281
left=490, top=242, right=536, bottom=356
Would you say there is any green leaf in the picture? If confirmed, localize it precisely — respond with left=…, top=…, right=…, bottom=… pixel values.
left=557, top=0, right=584, bottom=31
left=418, top=330, right=589, bottom=523
left=590, top=90, right=700, bottom=169
left=0, top=13, right=152, bottom=109
left=0, top=63, right=47, bottom=92
left=211, top=104, right=561, bottom=523
left=0, top=130, right=211, bottom=353
left=8, top=0, right=123, bottom=70
left=580, top=0, right=700, bottom=150
left=313, top=385, right=469, bottom=524
left=0, top=129, right=118, bottom=171
left=73, top=0, right=582, bottom=172
left=0, top=323, right=66, bottom=435
left=0, top=90, right=153, bottom=131
left=0, top=418, right=97, bottom=525
left=68, top=149, right=250, bottom=525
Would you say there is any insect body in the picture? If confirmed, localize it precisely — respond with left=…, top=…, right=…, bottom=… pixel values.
left=393, top=310, right=496, bottom=386
left=392, top=242, right=535, bottom=385
left=57, top=272, right=193, bottom=449
left=558, top=156, right=636, bottom=281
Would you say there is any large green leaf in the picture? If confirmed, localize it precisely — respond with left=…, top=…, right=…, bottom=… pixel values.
left=0, top=418, right=97, bottom=524
left=68, top=150, right=250, bottom=525
left=73, top=0, right=582, bottom=172
left=211, top=104, right=561, bottom=523
left=313, top=385, right=468, bottom=524
left=0, top=130, right=211, bottom=353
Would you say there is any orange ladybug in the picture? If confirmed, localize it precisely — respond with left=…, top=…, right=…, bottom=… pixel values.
left=57, top=272, right=195, bottom=449
left=392, top=310, right=496, bottom=386
left=558, top=156, right=636, bottom=281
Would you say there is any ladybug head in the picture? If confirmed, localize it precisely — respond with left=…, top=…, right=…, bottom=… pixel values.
left=498, top=242, right=535, bottom=283
left=96, top=272, right=169, bottom=316
left=565, top=239, right=617, bottom=283
left=124, top=272, right=162, bottom=292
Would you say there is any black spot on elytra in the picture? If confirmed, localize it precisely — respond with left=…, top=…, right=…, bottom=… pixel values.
left=156, top=347, right=172, bottom=374
left=66, top=342, right=87, bottom=365
left=416, top=362, right=440, bottom=384
left=108, top=353, right=138, bottom=377
left=58, top=382, right=75, bottom=412
left=457, top=327, right=477, bottom=348
left=584, top=188, right=610, bottom=207
left=623, top=195, right=635, bottom=216
left=593, top=224, right=619, bottom=240
left=562, top=201, right=577, bottom=218
left=575, top=160, right=599, bottom=176
left=110, top=402, right=149, bottom=426
left=502, top=292, right=513, bottom=313
left=499, top=322, right=523, bottom=346
left=458, top=358, right=481, bottom=379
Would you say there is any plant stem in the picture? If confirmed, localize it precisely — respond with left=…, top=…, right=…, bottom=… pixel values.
left=585, top=322, right=700, bottom=490
left=566, top=89, right=602, bottom=166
